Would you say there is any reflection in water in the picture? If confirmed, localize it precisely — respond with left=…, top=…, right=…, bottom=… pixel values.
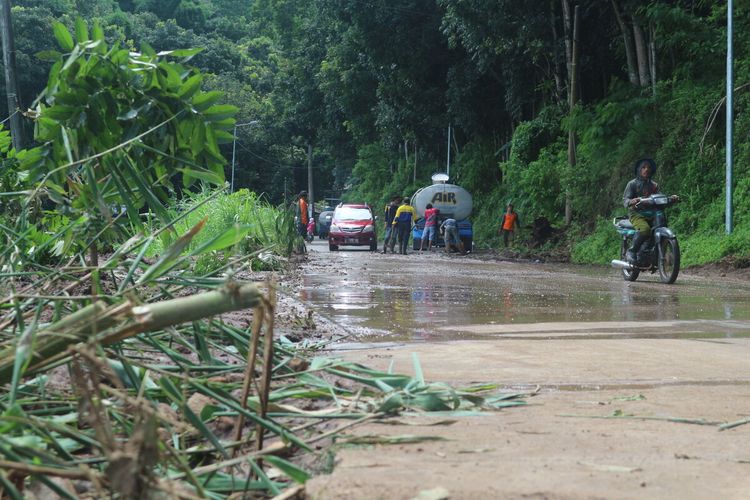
left=300, top=258, right=750, bottom=342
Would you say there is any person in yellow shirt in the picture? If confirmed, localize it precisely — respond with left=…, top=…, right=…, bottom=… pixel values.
left=391, top=195, right=417, bottom=255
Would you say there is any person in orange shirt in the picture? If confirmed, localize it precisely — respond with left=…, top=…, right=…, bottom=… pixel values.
left=296, top=191, right=309, bottom=236
left=500, top=203, right=520, bottom=248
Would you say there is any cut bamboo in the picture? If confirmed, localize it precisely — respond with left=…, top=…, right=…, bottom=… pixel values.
left=0, top=283, right=263, bottom=385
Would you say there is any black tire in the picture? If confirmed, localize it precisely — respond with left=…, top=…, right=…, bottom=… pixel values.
left=620, top=239, right=639, bottom=281
left=329, top=243, right=338, bottom=251
left=461, top=237, right=472, bottom=253
left=658, top=238, right=680, bottom=284
left=370, top=241, right=377, bottom=251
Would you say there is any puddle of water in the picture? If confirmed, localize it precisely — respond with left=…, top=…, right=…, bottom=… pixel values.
left=300, top=244, right=750, bottom=342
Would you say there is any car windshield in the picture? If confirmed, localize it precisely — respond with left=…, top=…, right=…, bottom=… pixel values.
left=334, top=207, right=372, bottom=221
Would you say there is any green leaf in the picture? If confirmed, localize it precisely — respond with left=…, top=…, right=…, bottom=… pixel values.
left=35, top=50, right=63, bottom=62
left=408, top=393, right=452, bottom=412
left=178, top=74, right=203, bottom=99
left=412, top=352, right=425, bottom=385
left=183, top=404, right=230, bottom=459
left=191, top=225, right=251, bottom=255
left=377, top=393, right=404, bottom=413
left=176, top=167, right=223, bottom=185
left=214, top=130, right=235, bottom=144
left=53, top=21, right=75, bottom=51
left=203, top=104, right=239, bottom=122
left=92, top=20, right=105, bottom=42
left=190, top=123, right=205, bottom=156
left=136, top=218, right=206, bottom=284
left=74, top=18, right=89, bottom=43
left=158, top=48, right=205, bottom=58
left=117, top=109, right=138, bottom=121
left=264, top=456, right=311, bottom=484
left=43, top=105, right=76, bottom=121
left=192, top=91, right=223, bottom=112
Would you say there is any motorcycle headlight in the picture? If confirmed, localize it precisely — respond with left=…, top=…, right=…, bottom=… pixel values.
left=363, top=224, right=374, bottom=232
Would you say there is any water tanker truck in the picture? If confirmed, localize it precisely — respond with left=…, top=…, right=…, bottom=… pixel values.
left=411, top=173, right=473, bottom=251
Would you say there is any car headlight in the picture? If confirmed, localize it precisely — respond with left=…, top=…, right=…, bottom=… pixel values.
left=363, top=224, right=374, bottom=232
left=330, top=224, right=341, bottom=232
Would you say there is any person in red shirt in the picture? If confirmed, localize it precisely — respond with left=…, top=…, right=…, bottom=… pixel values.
left=419, top=203, right=439, bottom=251
left=500, top=203, right=519, bottom=248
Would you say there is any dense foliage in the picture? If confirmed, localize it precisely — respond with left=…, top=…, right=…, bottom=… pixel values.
left=1, top=0, right=749, bottom=264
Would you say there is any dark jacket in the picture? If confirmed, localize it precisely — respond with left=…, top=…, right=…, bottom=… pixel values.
left=623, top=158, right=659, bottom=212
left=384, top=203, right=399, bottom=225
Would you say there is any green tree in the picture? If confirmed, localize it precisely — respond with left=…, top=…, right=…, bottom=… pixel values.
left=21, top=19, right=235, bottom=260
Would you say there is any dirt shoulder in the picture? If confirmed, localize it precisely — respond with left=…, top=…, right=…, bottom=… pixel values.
left=305, top=339, right=750, bottom=500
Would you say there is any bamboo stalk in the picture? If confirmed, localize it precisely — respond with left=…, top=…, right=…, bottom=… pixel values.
left=719, top=417, right=750, bottom=431
left=104, top=283, right=262, bottom=343
left=0, top=301, right=111, bottom=384
left=0, top=460, right=96, bottom=480
left=231, top=303, right=265, bottom=455
left=0, top=283, right=264, bottom=385
left=256, top=283, right=276, bottom=452
left=558, top=413, right=721, bottom=426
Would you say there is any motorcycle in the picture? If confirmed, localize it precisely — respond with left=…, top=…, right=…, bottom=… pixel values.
left=611, top=193, right=680, bottom=284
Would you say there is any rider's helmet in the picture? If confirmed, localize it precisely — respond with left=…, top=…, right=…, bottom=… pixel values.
left=633, top=158, right=657, bottom=178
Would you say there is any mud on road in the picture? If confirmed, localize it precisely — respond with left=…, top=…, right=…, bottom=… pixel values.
left=285, top=241, right=750, bottom=499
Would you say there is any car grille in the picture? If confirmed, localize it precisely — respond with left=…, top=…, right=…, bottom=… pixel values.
left=340, top=227, right=362, bottom=233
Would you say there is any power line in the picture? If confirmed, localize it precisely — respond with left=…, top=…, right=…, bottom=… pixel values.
left=234, top=140, right=324, bottom=170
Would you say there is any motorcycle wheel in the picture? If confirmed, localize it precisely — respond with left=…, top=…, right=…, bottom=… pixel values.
left=658, top=238, right=680, bottom=284
left=620, top=239, right=639, bottom=281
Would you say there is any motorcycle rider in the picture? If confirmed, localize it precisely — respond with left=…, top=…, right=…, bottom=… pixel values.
left=622, top=158, right=677, bottom=263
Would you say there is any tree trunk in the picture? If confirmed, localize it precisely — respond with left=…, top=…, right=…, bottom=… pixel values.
left=0, top=0, right=25, bottom=150
left=649, top=23, right=657, bottom=95
left=550, top=0, right=564, bottom=103
left=413, top=140, right=417, bottom=183
left=633, top=22, right=650, bottom=87
left=610, top=0, right=639, bottom=86
left=565, top=4, right=580, bottom=226
left=561, top=0, right=573, bottom=85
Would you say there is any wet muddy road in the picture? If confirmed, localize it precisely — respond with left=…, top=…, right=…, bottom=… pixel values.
left=299, top=239, right=750, bottom=343
left=301, top=240, right=750, bottom=500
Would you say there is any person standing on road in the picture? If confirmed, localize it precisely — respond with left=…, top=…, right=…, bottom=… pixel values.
left=440, top=217, right=464, bottom=254
left=382, top=195, right=401, bottom=253
left=392, top=195, right=417, bottom=255
left=419, top=203, right=439, bottom=251
left=296, top=191, right=309, bottom=237
left=499, top=203, right=520, bottom=248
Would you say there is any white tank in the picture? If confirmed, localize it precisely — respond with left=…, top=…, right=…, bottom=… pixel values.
left=412, top=183, right=473, bottom=220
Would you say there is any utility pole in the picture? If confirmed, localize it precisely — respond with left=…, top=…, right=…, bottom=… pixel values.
left=726, top=0, right=733, bottom=234
left=307, top=143, right=314, bottom=219
left=0, top=0, right=24, bottom=150
left=446, top=124, right=451, bottom=177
